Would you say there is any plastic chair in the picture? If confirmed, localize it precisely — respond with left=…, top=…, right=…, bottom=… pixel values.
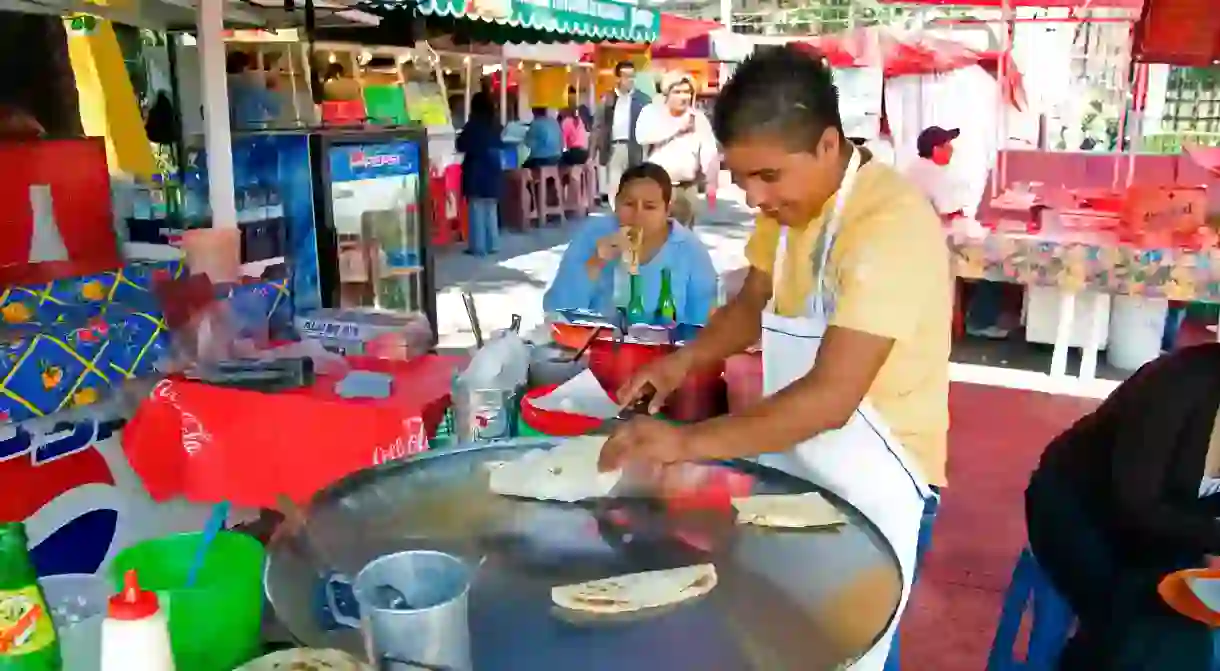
left=584, top=161, right=600, bottom=206
left=502, top=169, right=538, bottom=231
left=987, top=548, right=1075, bottom=671
left=562, top=165, right=588, bottom=218
left=532, top=165, right=566, bottom=227
left=428, top=171, right=455, bottom=246
left=442, top=163, right=469, bottom=242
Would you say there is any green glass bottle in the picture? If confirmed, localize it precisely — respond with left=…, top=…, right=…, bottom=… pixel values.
left=655, top=268, right=677, bottom=325
left=0, top=522, right=61, bottom=671
left=626, top=273, right=648, bottom=324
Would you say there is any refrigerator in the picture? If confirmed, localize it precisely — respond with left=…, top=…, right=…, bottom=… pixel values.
left=309, top=128, right=437, bottom=335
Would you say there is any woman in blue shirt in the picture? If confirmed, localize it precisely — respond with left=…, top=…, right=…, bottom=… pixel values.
left=543, top=163, right=718, bottom=325
left=522, top=107, right=563, bottom=169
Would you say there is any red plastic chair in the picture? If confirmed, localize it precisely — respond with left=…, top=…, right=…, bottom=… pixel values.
left=442, top=164, right=469, bottom=242
left=428, top=169, right=455, bottom=247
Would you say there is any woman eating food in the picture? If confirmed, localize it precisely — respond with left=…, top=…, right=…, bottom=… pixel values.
left=1026, top=343, right=1220, bottom=670
left=542, top=162, right=718, bottom=325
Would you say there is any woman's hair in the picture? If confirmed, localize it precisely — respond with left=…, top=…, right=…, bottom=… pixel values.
left=469, top=91, right=496, bottom=123
left=618, top=162, right=673, bottom=204
left=532, top=107, right=548, bottom=118
left=226, top=51, right=252, bottom=75
left=713, top=44, right=843, bottom=152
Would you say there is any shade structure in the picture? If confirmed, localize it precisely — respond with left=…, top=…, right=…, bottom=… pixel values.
left=799, top=28, right=1027, bottom=110
left=1186, top=144, right=1220, bottom=178
left=399, top=0, right=662, bottom=43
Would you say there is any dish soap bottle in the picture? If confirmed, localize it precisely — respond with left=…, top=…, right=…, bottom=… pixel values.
left=100, top=570, right=174, bottom=671
left=0, top=522, right=61, bottom=671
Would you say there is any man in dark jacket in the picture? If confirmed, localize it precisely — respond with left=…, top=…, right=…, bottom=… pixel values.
left=594, top=61, right=650, bottom=207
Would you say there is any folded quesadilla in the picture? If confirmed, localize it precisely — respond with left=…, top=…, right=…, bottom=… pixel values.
left=236, top=648, right=371, bottom=671
left=731, top=493, right=847, bottom=529
left=488, top=437, right=622, bottom=503
left=551, top=564, right=718, bottom=615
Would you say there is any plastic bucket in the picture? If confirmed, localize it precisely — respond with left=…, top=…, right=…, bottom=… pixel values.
left=110, top=531, right=265, bottom=671
left=1107, top=295, right=1169, bottom=371
left=39, top=573, right=110, bottom=671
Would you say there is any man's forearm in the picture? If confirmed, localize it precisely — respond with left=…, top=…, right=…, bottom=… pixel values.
left=681, top=293, right=762, bottom=370
left=690, top=375, right=848, bottom=460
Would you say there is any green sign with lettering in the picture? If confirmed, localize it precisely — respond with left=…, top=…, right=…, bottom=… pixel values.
left=416, top=0, right=659, bottom=42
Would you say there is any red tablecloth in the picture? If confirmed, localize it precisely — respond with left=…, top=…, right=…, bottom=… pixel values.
left=123, top=355, right=462, bottom=508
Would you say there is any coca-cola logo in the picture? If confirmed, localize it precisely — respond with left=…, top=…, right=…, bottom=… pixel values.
left=372, top=417, right=429, bottom=466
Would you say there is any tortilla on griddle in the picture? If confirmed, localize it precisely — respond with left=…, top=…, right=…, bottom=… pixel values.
left=236, top=648, right=371, bottom=671
left=488, top=436, right=622, bottom=503
left=731, top=493, right=847, bottom=529
left=551, top=563, right=718, bottom=615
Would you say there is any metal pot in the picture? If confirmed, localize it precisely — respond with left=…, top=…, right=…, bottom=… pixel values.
left=526, top=342, right=587, bottom=389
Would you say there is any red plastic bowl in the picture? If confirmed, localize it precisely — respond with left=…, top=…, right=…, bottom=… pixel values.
left=519, top=383, right=605, bottom=436
left=587, top=340, right=726, bottom=422
left=551, top=322, right=601, bottom=350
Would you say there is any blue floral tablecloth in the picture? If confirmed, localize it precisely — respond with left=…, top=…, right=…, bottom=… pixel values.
left=0, top=262, right=290, bottom=424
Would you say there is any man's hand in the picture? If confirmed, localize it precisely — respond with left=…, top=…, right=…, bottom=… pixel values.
left=615, top=349, right=696, bottom=414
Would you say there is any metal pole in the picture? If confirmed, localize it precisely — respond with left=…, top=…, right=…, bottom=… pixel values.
left=992, top=0, right=1012, bottom=200
left=719, top=0, right=732, bottom=86
left=197, top=0, right=237, bottom=228
left=499, top=56, right=508, bottom=126
left=1112, top=21, right=1134, bottom=192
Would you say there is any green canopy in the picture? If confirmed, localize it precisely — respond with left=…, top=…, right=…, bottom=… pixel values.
left=417, top=0, right=659, bottom=43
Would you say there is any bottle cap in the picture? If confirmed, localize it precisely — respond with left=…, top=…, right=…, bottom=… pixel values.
left=107, top=570, right=161, bottom=620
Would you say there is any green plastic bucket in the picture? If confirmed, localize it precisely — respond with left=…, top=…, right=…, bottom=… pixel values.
left=110, top=531, right=265, bottom=671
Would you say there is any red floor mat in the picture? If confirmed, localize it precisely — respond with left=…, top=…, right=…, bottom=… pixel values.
left=899, top=383, right=1099, bottom=669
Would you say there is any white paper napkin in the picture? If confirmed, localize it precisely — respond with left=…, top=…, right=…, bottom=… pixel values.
left=528, top=369, right=619, bottom=419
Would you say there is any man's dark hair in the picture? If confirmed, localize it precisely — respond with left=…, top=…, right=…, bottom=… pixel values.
left=532, top=107, right=547, bottom=118
left=713, top=44, right=843, bottom=152
left=618, top=162, right=673, bottom=204
left=614, top=61, right=635, bottom=76
left=226, top=51, right=252, bottom=75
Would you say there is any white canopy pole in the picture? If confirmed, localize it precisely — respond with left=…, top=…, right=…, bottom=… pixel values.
left=464, top=54, right=474, bottom=122
left=993, top=0, right=1012, bottom=200
left=499, top=56, right=508, bottom=125
left=198, top=0, right=237, bottom=229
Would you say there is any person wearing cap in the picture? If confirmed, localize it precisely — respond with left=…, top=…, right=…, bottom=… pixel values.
left=907, top=126, right=1009, bottom=339
left=634, top=72, right=717, bottom=227
left=905, top=126, right=968, bottom=218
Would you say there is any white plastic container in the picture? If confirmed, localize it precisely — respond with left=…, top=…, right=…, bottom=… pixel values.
left=100, top=570, right=175, bottom=671
left=1107, top=295, right=1169, bottom=371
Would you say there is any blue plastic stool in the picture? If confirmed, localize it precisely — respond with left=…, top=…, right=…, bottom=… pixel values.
left=987, top=548, right=1075, bottom=671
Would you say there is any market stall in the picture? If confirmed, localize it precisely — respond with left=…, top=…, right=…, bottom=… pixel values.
left=849, top=0, right=1212, bottom=392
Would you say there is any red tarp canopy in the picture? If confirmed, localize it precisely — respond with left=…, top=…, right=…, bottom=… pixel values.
left=799, top=28, right=1027, bottom=110
left=1134, top=0, right=1220, bottom=66
left=654, top=14, right=722, bottom=50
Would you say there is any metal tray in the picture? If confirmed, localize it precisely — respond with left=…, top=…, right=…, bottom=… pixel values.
left=264, top=438, right=903, bottom=670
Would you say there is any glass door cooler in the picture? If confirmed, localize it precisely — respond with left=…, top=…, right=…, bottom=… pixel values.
left=310, top=128, right=437, bottom=334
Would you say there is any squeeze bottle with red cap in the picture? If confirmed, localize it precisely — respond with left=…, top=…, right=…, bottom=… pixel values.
left=100, top=570, right=174, bottom=671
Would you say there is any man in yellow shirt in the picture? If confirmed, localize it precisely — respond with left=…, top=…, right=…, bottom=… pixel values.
left=599, top=44, right=951, bottom=670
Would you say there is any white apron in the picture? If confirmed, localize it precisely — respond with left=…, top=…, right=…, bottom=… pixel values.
left=756, top=149, right=933, bottom=670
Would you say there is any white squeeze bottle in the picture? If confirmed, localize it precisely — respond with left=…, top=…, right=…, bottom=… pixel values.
left=100, top=569, right=175, bottom=671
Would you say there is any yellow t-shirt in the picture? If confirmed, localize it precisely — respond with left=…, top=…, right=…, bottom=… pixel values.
left=745, top=160, right=951, bottom=486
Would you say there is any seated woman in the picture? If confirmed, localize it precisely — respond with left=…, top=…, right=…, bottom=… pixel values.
left=1026, top=343, right=1220, bottom=671
left=543, top=163, right=717, bottom=325
left=522, top=107, right=563, bottom=169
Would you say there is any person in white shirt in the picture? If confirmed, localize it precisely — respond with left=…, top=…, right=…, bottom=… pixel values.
left=634, top=72, right=718, bottom=227
left=594, top=61, right=650, bottom=209
left=906, top=126, right=1008, bottom=339
left=905, top=126, right=968, bottom=218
